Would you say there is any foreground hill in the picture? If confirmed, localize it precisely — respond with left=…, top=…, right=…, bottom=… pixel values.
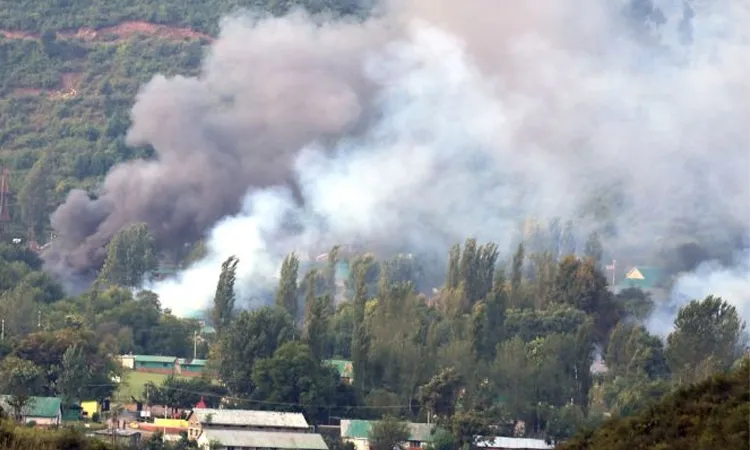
left=559, top=360, right=750, bottom=450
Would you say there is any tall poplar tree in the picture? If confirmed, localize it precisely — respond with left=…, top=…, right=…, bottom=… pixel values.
left=213, top=255, right=239, bottom=335
left=276, top=253, right=300, bottom=319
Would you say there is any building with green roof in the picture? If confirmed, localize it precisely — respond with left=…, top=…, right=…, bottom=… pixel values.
left=0, top=396, right=62, bottom=426
left=324, top=359, right=354, bottom=384
left=341, top=419, right=437, bottom=450
left=617, top=266, right=665, bottom=291
left=176, top=358, right=208, bottom=376
left=133, top=355, right=177, bottom=374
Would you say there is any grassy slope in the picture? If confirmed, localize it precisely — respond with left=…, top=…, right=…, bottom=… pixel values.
left=115, top=370, right=183, bottom=402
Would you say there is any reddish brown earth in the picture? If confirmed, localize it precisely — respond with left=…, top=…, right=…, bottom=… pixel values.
left=0, top=20, right=212, bottom=44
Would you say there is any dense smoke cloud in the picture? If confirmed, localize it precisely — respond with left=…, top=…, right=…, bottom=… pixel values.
left=648, top=246, right=750, bottom=337
left=44, top=11, right=392, bottom=281
left=46, top=0, right=749, bottom=320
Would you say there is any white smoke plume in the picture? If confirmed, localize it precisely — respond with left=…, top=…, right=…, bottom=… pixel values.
left=647, top=246, right=750, bottom=337
left=136, top=0, right=750, bottom=316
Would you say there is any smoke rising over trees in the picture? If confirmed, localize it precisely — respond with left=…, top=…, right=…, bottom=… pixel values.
left=40, top=1, right=750, bottom=324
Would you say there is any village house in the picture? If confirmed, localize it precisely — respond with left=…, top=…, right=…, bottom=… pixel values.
left=131, top=355, right=178, bottom=374
left=324, top=359, right=354, bottom=384
left=197, top=429, right=329, bottom=450
left=616, top=266, right=665, bottom=294
left=187, top=408, right=328, bottom=450
left=340, top=419, right=435, bottom=450
left=476, top=437, right=554, bottom=450
left=175, top=358, right=208, bottom=376
left=0, top=396, right=62, bottom=427
left=119, top=354, right=208, bottom=377
left=89, top=429, right=143, bottom=447
left=81, top=400, right=101, bottom=419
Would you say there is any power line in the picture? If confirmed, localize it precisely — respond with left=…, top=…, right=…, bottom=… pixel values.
left=81, top=382, right=414, bottom=410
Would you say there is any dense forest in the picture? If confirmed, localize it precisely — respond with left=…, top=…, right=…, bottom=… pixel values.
left=0, top=0, right=748, bottom=449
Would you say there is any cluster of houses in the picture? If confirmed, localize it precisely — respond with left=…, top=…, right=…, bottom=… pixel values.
left=0, top=393, right=553, bottom=450
left=139, top=406, right=553, bottom=450
left=0, top=352, right=553, bottom=450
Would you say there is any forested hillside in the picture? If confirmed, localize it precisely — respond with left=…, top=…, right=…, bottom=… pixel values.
left=0, top=0, right=367, bottom=241
left=559, top=359, right=750, bottom=450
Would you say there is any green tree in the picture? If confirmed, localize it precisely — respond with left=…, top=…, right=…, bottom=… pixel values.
left=447, top=410, right=491, bottom=450
left=0, top=357, right=46, bottom=398
left=560, top=220, right=576, bottom=256
left=324, top=246, right=341, bottom=298
left=584, top=231, right=603, bottom=266
left=276, top=253, right=300, bottom=319
left=251, top=341, right=338, bottom=422
left=98, top=223, right=157, bottom=287
left=550, top=256, right=619, bottom=340
left=368, top=416, right=410, bottom=450
left=302, top=275, right=332, bottom=361
left=510, top=243, right=525, bottom=307
left=447, top=244, right=461, bottom=289
left=666, top=296, right=745, bottom=383
left=18, top=154, right=51, bottom=241
left=615, top=287, right=654, bottom=321
left=57, top=343, right=94, bottom=402
left=606, top=323, right=668, bottom=379
left=546, top=404, right=586, bottom=444
left=212, top=255, right=239, bottom=335
left=469, top=302, right=489, bottom=360
left=418, top=367, right=464, bottom=421
left=350, top=255, right=375, bottom=392
left=215, top=307, right=294, bottom=397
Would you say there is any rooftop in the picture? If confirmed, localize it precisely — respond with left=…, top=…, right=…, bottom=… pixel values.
left=617, top=266, right=664, bottom=290
left=341, top=419, right=435, bottom=442
left=193, top=409, right=310, bottom=429
left=177, top=358, right=207, bottom=366
left=134, top=355, right=178, bottom=364
left=200, top=429, right=328, bottom=449
left=476, top=437, right=554, bottom=449
left=325, top=360, right=354, bottom=380
left=0, top=396, right=61, bottom=418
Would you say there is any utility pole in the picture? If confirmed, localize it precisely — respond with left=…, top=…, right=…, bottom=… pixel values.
left=1, top=319, right=4, bottom=340
left=605, top=260, right=616, bottom=286
left=193, top=330, right=198, bottom=359
left=37, top=309, right=41, bottom=328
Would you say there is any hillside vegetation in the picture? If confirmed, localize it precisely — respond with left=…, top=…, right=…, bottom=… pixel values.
left=0, top=0, right=365, bottom=240
left=559, top=359, right=750, bottom=450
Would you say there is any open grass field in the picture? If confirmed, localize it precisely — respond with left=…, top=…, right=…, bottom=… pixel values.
left=115, top=370, right=185, bottom=402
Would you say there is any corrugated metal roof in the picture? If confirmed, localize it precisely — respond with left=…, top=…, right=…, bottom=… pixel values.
left=201, top=429, right=328, bottom=449
left=0, top=396, right=61, bottom=418
left=476, top=437, right=554, bottom=449
left=194, top=408, right=310, bottom=428
left=341, top=420, right=436, bottom=442
left=617, top=266, right=664, bottom=290
left=324, top=360, right=354, bottom=379
left=177, top=358, right=207, bottom=366
left=134, top=355, right=177, bottom=363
